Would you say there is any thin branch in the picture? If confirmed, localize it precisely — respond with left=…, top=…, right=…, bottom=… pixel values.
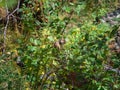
left=9, top=0, right=20, bottom=16
left=3, top=0, right=21, bottom=53
left=3, top=0, right=9, bottom=54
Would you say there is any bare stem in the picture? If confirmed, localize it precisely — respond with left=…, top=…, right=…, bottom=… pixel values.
left=3, top=0, right=21, bottom=54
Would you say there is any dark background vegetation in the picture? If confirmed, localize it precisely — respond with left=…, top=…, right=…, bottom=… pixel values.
left=0, top=0, right=120, bottom=90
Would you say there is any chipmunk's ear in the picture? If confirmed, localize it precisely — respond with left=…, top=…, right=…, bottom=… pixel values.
left=59, top=38, right=66, bottom=45
left=54, top=41, right=61, bottom=49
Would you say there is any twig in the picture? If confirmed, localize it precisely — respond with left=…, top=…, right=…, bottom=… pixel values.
left=3, top=0, right=21, bottom=53
left=3, top=0, right=9, bottom=54
left=39, top=69, right=56, bottom=89
left=9, top=0, right=20, bottom=16
left=39, top=65, right=65, bottom=89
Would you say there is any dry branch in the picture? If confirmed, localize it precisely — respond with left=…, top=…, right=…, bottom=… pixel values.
left=3, top=0, right=20, bottom=53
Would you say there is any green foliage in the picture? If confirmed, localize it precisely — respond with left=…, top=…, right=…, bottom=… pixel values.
left=0, top=0, right=120, bottom=90
left=0, top=0, right=17, bottom=8
left=0, top=59, right=27, bottom=90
